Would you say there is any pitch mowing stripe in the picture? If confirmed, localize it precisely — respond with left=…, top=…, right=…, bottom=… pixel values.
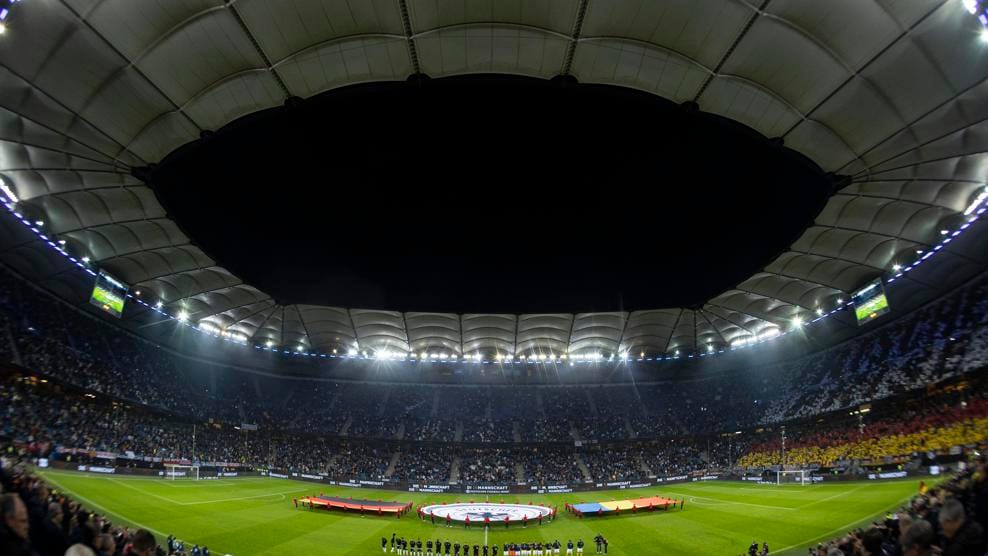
left=652, top=490, right=797, bottom=511
left=107, top=477, right=313, bottom=506
left=180, top=487, right=313, bottom=506
left=40, top=470, right=274, bottom=486
left=109, top=478, right=184, bottom=505
left=774, top=491, right=917, bottom=555
left=38, top=470, right=928, bottom=555
left=41, top=473, right=172, bottom=540
left=794, top=484, right=870, bottom=509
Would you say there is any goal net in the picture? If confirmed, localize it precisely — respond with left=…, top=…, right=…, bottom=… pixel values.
left=164, top=464, right=200, bottom=480
left=776, top=469, right=811, bottom=485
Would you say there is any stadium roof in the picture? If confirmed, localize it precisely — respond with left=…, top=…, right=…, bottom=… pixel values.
left=1, top=0, right=987, bottom=359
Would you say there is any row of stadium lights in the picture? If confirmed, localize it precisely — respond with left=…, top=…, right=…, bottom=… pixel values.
left=1, top=176, right=987, bottom=362
left=153, top=0, right=988, bottom=362
left=0, top=0, right=983, bottom=366
left=1, top=179, right=986, bottom=364
left=0, top=0, right=25, bottom=36
left=964, top=0, right=988, bottom=41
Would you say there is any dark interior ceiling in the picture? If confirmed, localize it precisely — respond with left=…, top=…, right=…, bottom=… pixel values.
left=149, top=75, right=833, bottom=314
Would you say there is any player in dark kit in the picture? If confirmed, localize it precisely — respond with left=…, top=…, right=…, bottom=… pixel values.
left=444, top=540, right=452, bottom=555
left=382, top=537, right=388, bottom=553
left=454, top=542, right=461, bottom=556
left=427, top=540, right=433, bottom=556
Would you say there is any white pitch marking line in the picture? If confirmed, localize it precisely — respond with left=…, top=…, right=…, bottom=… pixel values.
left=773, top=492, right=916, bottom=554
left=42, top=474, right=171, bottom=539
left=796, top=485, right=869, bottom=509
left=178, top=487, right=311, bottom=506
left=660, top=491, right=795, bottom=511
left=108, top=478, right=310, bottom=506
left=108, top=478, right=182, bottom=505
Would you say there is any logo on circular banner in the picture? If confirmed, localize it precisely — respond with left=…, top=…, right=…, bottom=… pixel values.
left=420, top=503, right=551, bottom=523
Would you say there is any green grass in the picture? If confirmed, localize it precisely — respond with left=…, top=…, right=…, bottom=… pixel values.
left=38, top=470, right=925, bottom=555
left=855, top=293, right=889, bottom=323
left=90, top=286, right=124, bottom=315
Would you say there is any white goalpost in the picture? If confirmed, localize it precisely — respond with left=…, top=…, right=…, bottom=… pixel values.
left=164, top=464, right=200, bottom=481
left=776, top=469, right=811, bottom=485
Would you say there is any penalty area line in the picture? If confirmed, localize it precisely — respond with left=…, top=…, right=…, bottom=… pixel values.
left=659, top=491, right=796, bottom=511
left=178, top=487, right=312, bottom=506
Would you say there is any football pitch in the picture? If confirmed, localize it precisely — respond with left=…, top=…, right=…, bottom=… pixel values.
left=38, top=470, right=926, bottom=555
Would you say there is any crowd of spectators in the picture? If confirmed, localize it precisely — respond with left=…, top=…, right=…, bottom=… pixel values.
left=461, top=417, right=514, bottom=443
left=572, top=415, right=628, bottom=442
left=457, top=448, right=516, bottom=485
left=1, top=267, right=985, bottom=448
left=638, top=438, right=720, bottom=477
left=324, top=442, right=391, bottom=480
left=582, top=446, right=647, bottom=483
left=0, top=456, right=165, bottom=556
left=521, top=447, right=586, bottom=486
left=0, top=265, right=986, bottom=492
left=740, top=391, right=988, bottom=469
left=389, top=446, right=449, bottom=483
left=404, top=418, right=457, bottom=442
left=807, top=454, right=987, bottom=556
left=517, top=417, right=572, bottom=443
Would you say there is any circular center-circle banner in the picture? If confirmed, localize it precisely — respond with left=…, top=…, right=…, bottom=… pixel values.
left=420, top=503, right=552, bottom=523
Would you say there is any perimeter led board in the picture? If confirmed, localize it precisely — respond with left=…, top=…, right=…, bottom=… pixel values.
left=851, top=279, right=890, bottom=325
left=90, top=270, right=128, bottom=318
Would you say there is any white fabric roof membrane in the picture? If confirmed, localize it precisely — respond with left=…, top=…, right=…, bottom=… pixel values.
left=1, top=0, right=987, bottom=357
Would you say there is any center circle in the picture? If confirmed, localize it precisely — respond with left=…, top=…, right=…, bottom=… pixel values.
left=419, top=503, right=552, bottom=523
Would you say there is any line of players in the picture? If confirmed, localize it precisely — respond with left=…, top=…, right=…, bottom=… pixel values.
left=384, top=534, right=610, bottom=555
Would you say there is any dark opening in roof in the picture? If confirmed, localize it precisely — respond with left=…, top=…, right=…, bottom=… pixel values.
left=149, top=75, right=832, bottom=314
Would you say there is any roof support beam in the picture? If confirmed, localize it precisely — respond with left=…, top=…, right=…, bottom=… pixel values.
left=248, top=307, right=280, bottom=343
left=190, top=296, right=272, bottom=323
left=227, top=3, right=290, bottom=98
left=663, top=309, right=684, bottom=354
left=561, top=0, right=590, bottom=75
left=396, top=0, right=421, bottom=74
left=694, top=0, right=772, bottom=102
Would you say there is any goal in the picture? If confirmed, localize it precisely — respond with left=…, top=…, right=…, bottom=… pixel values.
left=164, top=464, right=200, bottom=481
left=776, top=469, right=811, bottom=485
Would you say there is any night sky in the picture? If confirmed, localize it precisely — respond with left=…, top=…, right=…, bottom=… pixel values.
left=149, top=75, right=833, bottom=314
